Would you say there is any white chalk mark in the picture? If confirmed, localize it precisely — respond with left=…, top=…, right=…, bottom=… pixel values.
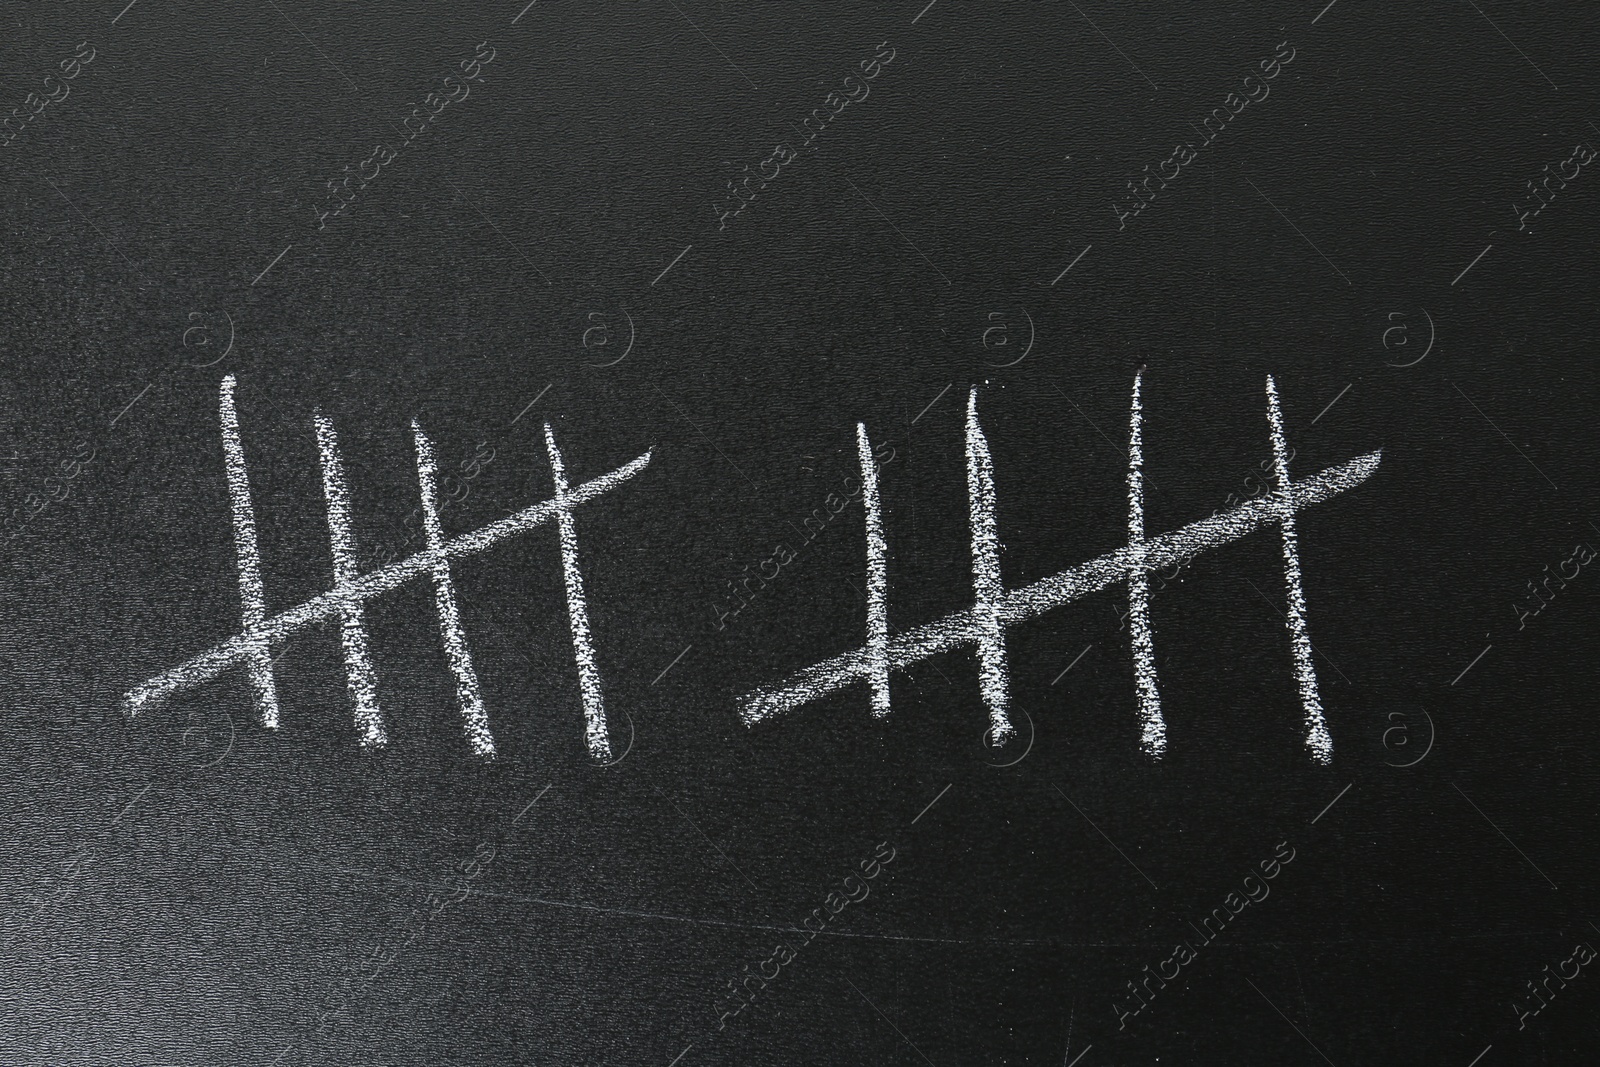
left=737, top=447, right=1381, bottom=726
left=219, top=375, right=280, bottom=729
left=652, top=644, right=693, bottom=686
left=1051, top=643, right=1093, bottom=685
left=652, top=244, right=692, bottom=286
left=1311, top=0, right=1337, bottom=25
left=966, top=388, right=1013, bottom=743
left=413, top=420, right=495, bottom=757
left=858, top=422, right=891, bottom=715
left=545, top=422, right=611, bottom=760
left=1452, top=243, right=1492, bottom=286
left=1051, top=244, right=1092, bottom=286
left=1266, top=375, right=1332, bottom=764
left=1311, top=782, right=1352, bottom=824
left=314, top=413, right=387, bottom=747
left=1241, top=576, right=1352, bottom=687
left=109, top=382, right=154, bottom=428
left=911, top=782, right=953, bottom=825
left=912, top=383, right=953, bottom=425
left=1125, top=370, right=1164, bottom=758
left=252, top=244, right=293, bottom=286
left=1451, top=643, right=1492, bottom=686
left=125, top=446, right=652, bottom=718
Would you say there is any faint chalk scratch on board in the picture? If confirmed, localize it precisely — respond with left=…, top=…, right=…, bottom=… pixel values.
left=124, top=374, right=652, bottom=760
left=739, top=376, right=1381, bottom=764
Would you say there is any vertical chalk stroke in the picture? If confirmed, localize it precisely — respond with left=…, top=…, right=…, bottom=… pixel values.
left=1265, top=375, right=1333, bottom=764
left=544, top=422, right=612, bottom=761
left=412, top=420, right=495, bottom=758
left=966, top=387, right=1013, bottom=744
left=738, top=375, right=1384, bottom=766
left=313, top=413, right=387, bottom=747
left=1125, top=370, right=1166, bottom=758
left=856, top=422, right=891, bottom=715
left=218, top=374, right=280, bottom=728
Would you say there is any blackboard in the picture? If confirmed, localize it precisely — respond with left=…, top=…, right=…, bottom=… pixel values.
left=4, top=1, right=1599, bottom=1063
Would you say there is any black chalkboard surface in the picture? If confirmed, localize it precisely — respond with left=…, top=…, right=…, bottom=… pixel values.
left=4, top=2, right=1599, bottom=1063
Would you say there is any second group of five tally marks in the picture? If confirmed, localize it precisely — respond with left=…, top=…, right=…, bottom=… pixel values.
left=737, top=374, right=1381, bottom=764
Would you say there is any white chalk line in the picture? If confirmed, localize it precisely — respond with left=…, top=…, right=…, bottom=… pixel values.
left=219, top=375, right=280, bottom=728
left=1266, top=376, right=1332, bottom=764
left=545, top=423, right=612, bottom=761
left=314, top=414, right=387, bottom=747
left=857, top=422, right=891, bottom=716
left=738, top=449, right=1382, bottom=724
left=1125, top=370, right=1164, bottom=758
left=124, top=448, right=653, bottom=716
left=413, top=420, right=495, bottom=757
left=966, top=388, right=1013, bottom=743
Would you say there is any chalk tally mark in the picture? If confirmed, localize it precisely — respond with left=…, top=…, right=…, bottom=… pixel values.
left=737, top=375, right=1380, bottom=762
left=1126, top=369, right=1164, bottom=757
left=412, top=419, right=494, bottom=758
left=126, top=375, right=651, bottom=759
left=1265, top=375, right=1333, bottom=764
left=219, top=374, right=280, bottom=729
left=856, top=421, right=891, bottom=717
left=965, top=387, right=1013, bottom=744
left=314, top=412, right=387, bottom=747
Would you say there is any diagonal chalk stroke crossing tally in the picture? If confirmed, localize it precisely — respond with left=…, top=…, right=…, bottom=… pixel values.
left=125, top=375, right=651, bottom=759
left=738, top=375, right=1380, bottom=764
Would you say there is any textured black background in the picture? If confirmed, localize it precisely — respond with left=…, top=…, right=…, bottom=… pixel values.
left=3, top=1, right=1599, bottom=1064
